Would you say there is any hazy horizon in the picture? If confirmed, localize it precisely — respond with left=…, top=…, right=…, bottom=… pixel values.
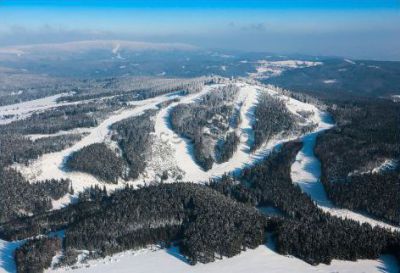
left=1, top=0, right=399, bottom=60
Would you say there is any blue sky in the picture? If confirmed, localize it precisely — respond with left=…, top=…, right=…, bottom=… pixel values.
left=0, top=0, right=399, bottom=59
left=1, top=0, right=399, bottom=9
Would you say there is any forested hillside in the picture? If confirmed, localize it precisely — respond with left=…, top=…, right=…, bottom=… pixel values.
left=170, top=84, right=240, bottom=170
left=315, top=100, right=400, bottom=224
left=3, top=183, right=265, bottom=272
left=5, top=141, right=400, bottom=273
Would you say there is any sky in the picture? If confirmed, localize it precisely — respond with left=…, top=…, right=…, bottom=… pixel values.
left=0, top=0, right=399, bottom=60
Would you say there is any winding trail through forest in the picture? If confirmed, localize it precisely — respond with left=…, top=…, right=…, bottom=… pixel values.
left=155, top=82, right=327, bottom=183
left=290, top=113, right=400, bottom=231
left=12, top=92, right=182, bottom=193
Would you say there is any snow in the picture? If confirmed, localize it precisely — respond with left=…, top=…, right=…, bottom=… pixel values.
left=2, top=81, right=400, bottom=273
left=249, top=60, right=322, bottom=79
left=0, top=240, right=24, bottom=273
left=8, top=81, right=398, bottom=233
left=0, top=93, right=71, bottom=125
left=323, top=79, right=337, bottom=84
left=112, top=43, right=120, bottom=54
left=12, top=92, right=183, bottom=194
left=26, top=128, right=91, bottom=141
left=45, top=244, right=398, bottom=273
left=344, top=59, right=356, bottom=65
left=290, top=116, right=400, bottom=231
left=51, top=194, right=77, bottom=211
left=154, top=82, right=328, bottom=183
left=392, top=95, right=400, bottom=102
left=0, top=40, right=197, bottom=56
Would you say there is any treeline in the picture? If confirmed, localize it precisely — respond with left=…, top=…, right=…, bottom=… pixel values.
left=4, top=183, right=265, bottom=271
left=0, top=168, right=71, bottom=223
left=0, top=133, right=82, bottom=167
left=251, top=93, right=296, bottom=151
left=0, top=102, right=118, bottom=135
left=57, top=76, right=217, bottom=103
left=170, top=84, right=240, bottom=170
left=315, top=99, right=400, bottom=224
left=65, top=143, right=124, bottom=183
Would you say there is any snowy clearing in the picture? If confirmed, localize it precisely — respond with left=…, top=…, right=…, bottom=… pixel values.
left=249, top=60, right=322, bottom=79
left=45, top=244, right=398, bottom=273
left=323, top=79, right=337, bottom=84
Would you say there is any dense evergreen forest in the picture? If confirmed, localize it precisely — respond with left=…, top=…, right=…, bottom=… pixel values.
left=0, top=133, right=82, bottom=167
left=315, top=100, right=400, bottom=224
left=111, top=109, right=157, bottom=179
left=4, top=183, right=265, bottom=272
left=65, top=143, right=124, bottom=183
left=0, top=102, right=119, bottom=135
left=251, top=93, right=297, bottom=151
left=5, top=141, right=400, bottom=273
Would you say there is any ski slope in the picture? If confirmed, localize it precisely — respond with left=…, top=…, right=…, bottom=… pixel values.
left=155, top=82, right=326, bottom=182
left=13, top=92, right=183, bottom=193
left=291, top=118, right=400, bottom=231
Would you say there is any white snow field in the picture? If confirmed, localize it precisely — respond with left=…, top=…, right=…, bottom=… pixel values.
left=45, top=244, right=398, bottom=273
left=0, top=240, right=24, bottom=273
left=249, top=60, right=322, bottom=79
left=0, top=93, right=71, bottom=125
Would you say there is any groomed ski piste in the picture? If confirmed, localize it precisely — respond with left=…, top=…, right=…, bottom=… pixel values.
left=291, top=130, right=400, bottom=232
left=1, top=80, right=399, bottom=273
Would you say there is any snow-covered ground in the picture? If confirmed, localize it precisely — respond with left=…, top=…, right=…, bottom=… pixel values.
left=6, top=81, right=398, bottom=231
left=249, top=60, right=322, bottom=79
left=344, top=59, right=356, bottom=65
left=45, top=243, right=398, bottom=273
left=154, top=82, right=324, bottom=182
left=0, top=240, right=24, bottom=273
left=290, top=118, right=400, bottom=231
left=392, top=95, right=400, bottom=103
left=2, top=81, right=400, bottom=273
left=323, top=79, right=337, bottom=84
left=0, top=93, right=71, bottom=125
left=12, top=92, right=183, bottom=194
left=10, top=82, right=338, bottom=195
